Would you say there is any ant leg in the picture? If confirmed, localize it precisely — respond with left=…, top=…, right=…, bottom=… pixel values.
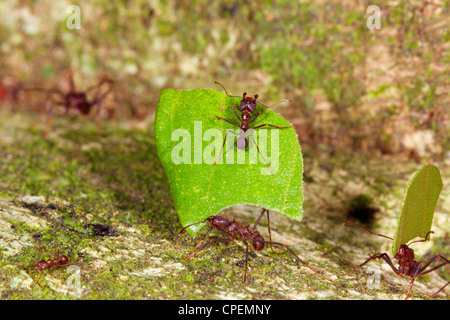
left=252, top=209, right=267, bottom=231
left=54, top=248, right=60, bottom=260
left=190, top=224, right=235, bottom=255
left=416, top=254, right=450, bottom=299
left=249, top=110, right=263, bottom=124
left=56, top=267, right=63, bottom=288
left=346, top=252, right=399, bottom=276
left=264, top=240, right=332, bottom=282
left=191, top=227, right=214, bottom=251
left=405, top=263, right=422, bottom=300
left=35, top=270, right=44, bottom=286
left=90, top=78, right=123, bottom=117
left=243, top=239, right=250, bottom=283
left=92, top=87, right=113, bottom=127
left=251, top=123, right=292, bottom=130
left=176, top=219, right=210, bottom=246
left=231, top=106, right=241, bottom=122
left=85, top=75, right=113, bottom=95
left=213, top=114, right=240, bottom=128
left=43, top=94, right=62, bottom=137
left=342, top=222, right=394, bottom=241
left=37, top=246, right=51, bottom=257
left=68, top=70, right=76, bottom=92
left=252, top=209, right=274, bottom=253
left=184, top=237, right=234, bottom=261
left=92, top=85, right=113, bottom=108
left=213, top=129, right=239, bottom=165
left=427, top=282, right=449, bottom=300
left=248, top=134, right=274, bottom=176
left=417, top=254, right=450, bottom=277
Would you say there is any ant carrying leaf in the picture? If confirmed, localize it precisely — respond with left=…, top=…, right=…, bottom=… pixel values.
left=178, top=209, right=332, bottom=283
left=343, top=164, right=447, bottom=299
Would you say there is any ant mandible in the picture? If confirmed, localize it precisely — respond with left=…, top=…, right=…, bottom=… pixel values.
left=213, top=81, right=293, bottom=175
left=34, top=247, right=76, bottom=286
left=178, top=209, right=332, bottom=283
left=343, top=222, right=450, bottom=299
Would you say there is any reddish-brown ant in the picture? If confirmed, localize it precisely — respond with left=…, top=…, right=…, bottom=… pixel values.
left=0, top=82, right=6, bottom=100
left=213, top=81, right=293, bottom=175
left=0, top=75, right=23, bottom=107
left=178, top=209, right=332, bottom=283
left=26, top=70, right=121, bottom=122
left=343, top=222, right=450, bottom=299
left=34, top=247, right=77, bottom=286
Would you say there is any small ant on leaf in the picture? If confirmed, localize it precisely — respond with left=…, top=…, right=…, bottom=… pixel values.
left=343, top=222, right=449, bottom=299
left=213, top=81, right=293, bottom=175
left=178, top=209, right=332, bottom=283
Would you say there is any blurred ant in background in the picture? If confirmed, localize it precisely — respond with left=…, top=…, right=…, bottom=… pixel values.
left=25, top=70, right=122, bottom=129
left=0, top=75, right=24, bottom=108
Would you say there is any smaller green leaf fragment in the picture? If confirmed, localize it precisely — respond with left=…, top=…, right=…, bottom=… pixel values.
left=392, top=164, right=443, bottom=255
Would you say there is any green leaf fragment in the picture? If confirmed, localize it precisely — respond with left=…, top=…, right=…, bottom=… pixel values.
left=392, top=164, right=443, bottom=255
left=154, top=88, right=303, bottom=235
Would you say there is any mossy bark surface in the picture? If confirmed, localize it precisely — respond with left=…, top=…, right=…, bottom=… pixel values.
left=0, top=109, right=448, bottom=300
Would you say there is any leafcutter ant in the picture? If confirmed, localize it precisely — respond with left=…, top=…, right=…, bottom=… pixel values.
left=25, top=70, right=122, bottom=124
left=213, top=81, right=293, bottom=175
left=178, top=209, right=332, bottom=283
left=343, top=222, right=449, bottom=299
left=0, top=75, right=23, bottom=107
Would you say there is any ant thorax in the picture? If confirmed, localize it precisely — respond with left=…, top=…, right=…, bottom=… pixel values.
left=66, top=92, right=91, bottom=114
left=395, top=244, right=415, bottom=262
left=395, top=244, right=419, bottom=276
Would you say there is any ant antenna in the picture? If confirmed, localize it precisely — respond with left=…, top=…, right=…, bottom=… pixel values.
left=215, top=81, right=232, bottom=97
left=407, top=231, right=434, bottom=246
left=176, top=218, right=210, bottom=246
left=258, top=99, right=293, bottom=109
left=215, top=81, right=292, bottom=108
left=342, top=222, right=394, bottom=241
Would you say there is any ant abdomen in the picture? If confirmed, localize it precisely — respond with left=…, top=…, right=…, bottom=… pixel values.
left=252, top=235, right=265, bottom=251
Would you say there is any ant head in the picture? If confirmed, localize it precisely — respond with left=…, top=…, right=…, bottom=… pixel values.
left=209, top=215, right=231, bottom=228
left=57, top=255, right=69, bottom=265
left=239, top=94, right=257, bottom=113
left=395, top=244, right=414, bottom=260
left=394, top=231, right=433, bottom=260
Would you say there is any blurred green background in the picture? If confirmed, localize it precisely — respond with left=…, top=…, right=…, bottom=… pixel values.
left=1, top=0, right=449, bottom=158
